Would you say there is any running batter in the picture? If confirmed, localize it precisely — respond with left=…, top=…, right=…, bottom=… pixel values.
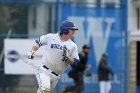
left=27, top=20, right=79, bottom=93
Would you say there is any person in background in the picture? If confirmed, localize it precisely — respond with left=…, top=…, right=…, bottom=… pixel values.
left=98, top=53, right=113, bottom=93
left=62, top=44, right=91, bottom=93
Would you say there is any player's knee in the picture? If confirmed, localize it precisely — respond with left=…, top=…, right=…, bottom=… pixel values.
left=41, top=87, right=51, bottom=93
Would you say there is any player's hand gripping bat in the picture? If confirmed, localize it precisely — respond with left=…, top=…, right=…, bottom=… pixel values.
left=27, top=50, right=35, bottom=59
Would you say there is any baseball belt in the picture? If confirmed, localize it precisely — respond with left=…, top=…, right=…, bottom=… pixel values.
left=43, top=65, right=59, bottom=76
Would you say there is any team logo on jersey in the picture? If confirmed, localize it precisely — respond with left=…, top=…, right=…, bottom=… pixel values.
left=51, top=44, right=63, bottom=50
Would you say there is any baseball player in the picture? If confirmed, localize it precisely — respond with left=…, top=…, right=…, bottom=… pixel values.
left=27, top=20, right=79, bottom=93
left=98, top=53, right=113, bottom=93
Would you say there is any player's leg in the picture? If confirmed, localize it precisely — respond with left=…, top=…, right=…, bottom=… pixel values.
left=106, top=81, right=111, bottom=93
left=62, top=86, right=76, bottom=93
left=99, top=81, right=106, bottom=93
left=51, top=74, right=61, bottom=92
left=51, top=74, right=60, bottom=89
left=37, top=88, right=41, bottom=93
left=74, top=72, right=83, bottom=93
left=36, top=71, right=51, bottom=93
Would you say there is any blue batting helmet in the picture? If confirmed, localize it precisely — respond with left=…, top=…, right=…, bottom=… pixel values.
left=60, top=20, right=78, bottom=34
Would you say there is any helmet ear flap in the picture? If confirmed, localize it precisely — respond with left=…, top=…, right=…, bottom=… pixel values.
left=60, top=26, right=69, bottom=34
left=63, top=28, right=69, bottom=34
left=60, top=26, right=63, bottom=33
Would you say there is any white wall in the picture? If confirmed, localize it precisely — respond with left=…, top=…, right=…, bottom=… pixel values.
left=128, top=0, right=138, bottom=32
left=28, top=3, right=50, bottom=37
left=128, top=0, right=140, bottom=93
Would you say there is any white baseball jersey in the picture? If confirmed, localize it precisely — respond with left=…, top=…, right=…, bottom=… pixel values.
left=35, top=33, right=79, bottom=75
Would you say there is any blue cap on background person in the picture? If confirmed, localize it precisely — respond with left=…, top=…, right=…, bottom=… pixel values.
left=83, top=44, right=90, bottom=49
left=102, top=53, right=108, bottom=57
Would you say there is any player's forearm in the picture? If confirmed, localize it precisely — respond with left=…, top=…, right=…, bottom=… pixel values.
left=31, top=42, right=40, bottom=52
left=31, top=46, right=38, bottom=52
left=69, top=57, right=74, bottom=65
left=28, top=45, right=38, bottom=59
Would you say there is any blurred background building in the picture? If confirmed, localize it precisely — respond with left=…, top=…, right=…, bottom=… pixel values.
left=0, top=0, right=139, bottom=93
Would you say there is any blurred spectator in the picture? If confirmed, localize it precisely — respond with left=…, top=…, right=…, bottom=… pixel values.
left=62, top=44, right=91, bottom=93
left=97, top=53, right=113, bottom=93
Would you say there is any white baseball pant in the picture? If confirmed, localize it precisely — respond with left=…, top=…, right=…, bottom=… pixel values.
left=99, top=81, right=111, bottom=93
left=35, top=65, right=60, bottom=93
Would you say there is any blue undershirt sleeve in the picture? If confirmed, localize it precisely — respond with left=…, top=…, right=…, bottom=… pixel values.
left=71, top=58, right=79, bottom=68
